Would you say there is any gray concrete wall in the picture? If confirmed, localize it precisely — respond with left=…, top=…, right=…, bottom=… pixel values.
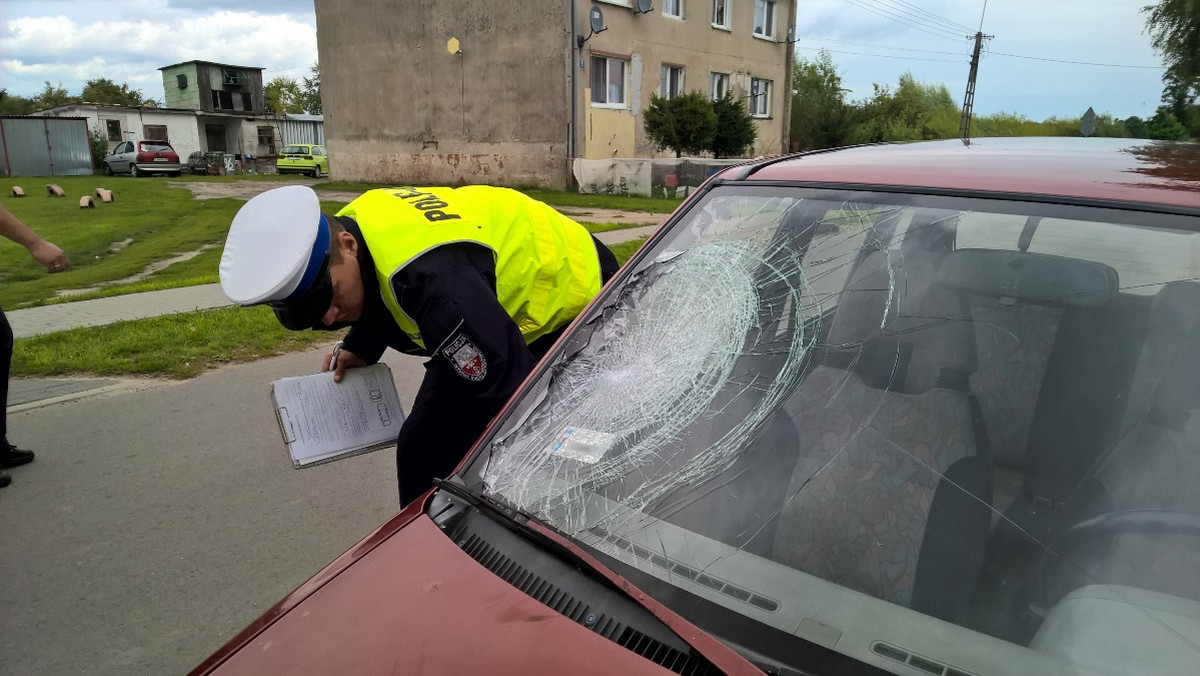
left=316, top=0, right=572, bottom=188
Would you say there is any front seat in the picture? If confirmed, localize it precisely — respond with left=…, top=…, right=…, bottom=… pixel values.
left=770, top=238, right=992, bottom=622
left=1047, top=281, right=1200, bottom=603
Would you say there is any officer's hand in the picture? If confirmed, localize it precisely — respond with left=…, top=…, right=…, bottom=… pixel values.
left=323, top=347, right=365, bottom=383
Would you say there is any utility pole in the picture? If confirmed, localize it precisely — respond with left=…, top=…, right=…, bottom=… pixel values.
left=959, top=32, right=985, bottom=144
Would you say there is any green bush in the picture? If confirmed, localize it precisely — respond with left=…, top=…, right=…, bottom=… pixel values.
left=89, top=125, right=109, bottom=172
left=711, top=92, right=757, bottom=158
left=643, top=91, right=717, bottom=157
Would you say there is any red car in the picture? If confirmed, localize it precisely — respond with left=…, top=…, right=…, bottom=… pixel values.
left=102, top=139, right=183, bottom=177
left=194, top=137, right=1200, bottom=675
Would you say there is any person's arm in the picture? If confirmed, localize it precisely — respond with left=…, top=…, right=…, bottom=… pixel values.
left=0, top=203, right=70, bottom=273
left=398, top=244, right=535, bottom=405
left=388, top=244, right=536, bottom=504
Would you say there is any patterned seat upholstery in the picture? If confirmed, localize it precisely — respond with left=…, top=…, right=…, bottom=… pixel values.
left=771, top=243, right=988, bottom=613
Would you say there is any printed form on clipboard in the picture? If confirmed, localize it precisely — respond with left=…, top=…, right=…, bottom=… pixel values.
left=270, top=363, right=405, bottom=468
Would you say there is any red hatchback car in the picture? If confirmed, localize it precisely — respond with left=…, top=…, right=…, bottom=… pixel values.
left=193, top=138, right=1200, bottom=675
left=102, top=139, right=183, bottom=177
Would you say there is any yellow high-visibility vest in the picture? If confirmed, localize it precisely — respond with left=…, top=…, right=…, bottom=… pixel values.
left=337, top=186, right=603, bottom=349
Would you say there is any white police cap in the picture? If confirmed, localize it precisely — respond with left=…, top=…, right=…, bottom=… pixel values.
left=219, top=185, right=331, bottom=306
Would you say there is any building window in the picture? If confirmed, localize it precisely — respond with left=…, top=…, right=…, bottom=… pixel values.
left=104, top=119, right=122, bottom=142
left=710, top=72, right=730, bottom=100
left=754, top=0, right=775, bottom=38
left=212, top=90, right=236, bottom=110
left=257, top=126, right=275, bottom=147
left=712, top=0, right=730, bottom=28
left=750, top=77, right=771, bottom=117
left=663, top=0, right=682, bottom=18
left=143, top=125, right=168, bottom=142
left=590, top=55, right=627, bottom=106
left=660, top=65, right=685, bottom=99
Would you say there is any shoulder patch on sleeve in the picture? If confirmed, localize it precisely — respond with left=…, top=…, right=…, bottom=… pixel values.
left=441, top=332, right=488, bottom=382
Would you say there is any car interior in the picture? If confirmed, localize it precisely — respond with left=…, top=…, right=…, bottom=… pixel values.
left=476, top=191, right=1200, bottom=673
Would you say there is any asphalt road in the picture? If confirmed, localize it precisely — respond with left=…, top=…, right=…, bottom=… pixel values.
left=0, top=346, right=427, bottom=675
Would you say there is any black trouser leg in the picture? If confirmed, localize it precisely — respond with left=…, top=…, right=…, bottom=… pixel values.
left=1, top=306, right=11, bottom=444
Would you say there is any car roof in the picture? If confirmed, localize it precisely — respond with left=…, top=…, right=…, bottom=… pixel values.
left=729, top=137, right=1200, bottom=212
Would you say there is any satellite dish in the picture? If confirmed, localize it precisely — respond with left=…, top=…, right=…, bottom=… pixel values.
left=578, top=5, right=608, bottom=48
left=636, top=0, right=653, bottom=14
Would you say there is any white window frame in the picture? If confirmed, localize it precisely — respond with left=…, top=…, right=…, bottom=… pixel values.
left=750, top=77, right=771, bottom=117
left=753, top=0, right=776, bottom=39
left=590, top=55, right=628, bottom=108
left=660, top=65, right=685, bottom=99
left=663, top=0, right=683, bottom=18
left=712, top=0, right=731, bottom=29
left=710, top=72, right=730, bottom=100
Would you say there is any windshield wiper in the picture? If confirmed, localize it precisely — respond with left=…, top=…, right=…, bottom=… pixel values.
left=430, top=479, right=762, bottom=675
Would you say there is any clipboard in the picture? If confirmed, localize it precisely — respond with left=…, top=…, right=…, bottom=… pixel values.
left=269, top=363, right=405, bottom=468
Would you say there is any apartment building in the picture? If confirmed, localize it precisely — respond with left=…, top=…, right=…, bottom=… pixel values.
left=316, top=0, right=795, bottom=188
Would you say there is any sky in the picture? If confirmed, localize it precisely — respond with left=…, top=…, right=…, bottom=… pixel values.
left=0, top=0, right=1170, bottom=121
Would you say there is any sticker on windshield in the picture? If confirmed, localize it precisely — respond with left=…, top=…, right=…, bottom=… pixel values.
left=545, top=427, right=615, bottom=464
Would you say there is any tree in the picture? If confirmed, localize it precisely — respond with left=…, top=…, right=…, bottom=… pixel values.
left=1125, top=115, right=1149, bottom=138
left=789, top=50, right=851, bottom=151
left=80, top=78, right=158, bottom=107
left=848, top=72, right=958, bottom=144
left=1143, top=1, right=1200, bottom=106
left=30, top=81, right=77, bottom=111
left=1146, top=106, right=1189, bottom=140
left=0, top=89, right=38, bottom=116
left=301, top=63, right=322, bottom=114
left=265, top=76, right=306, bottom=113
left=710, top=91, right=757, bottom=157
left=642, top=91, right=717, bottom=157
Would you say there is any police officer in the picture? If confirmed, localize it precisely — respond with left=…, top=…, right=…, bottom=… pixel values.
left=220, top=185, right=618, bottom=505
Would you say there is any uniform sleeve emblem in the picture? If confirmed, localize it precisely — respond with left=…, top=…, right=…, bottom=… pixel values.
left=442, top=333, right=488, bottom=381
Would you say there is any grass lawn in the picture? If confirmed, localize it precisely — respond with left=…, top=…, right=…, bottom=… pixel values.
left=12, top=237, right=649, bottom=379
left=4, top=173, right=655, bottom=378
left=0, top=175, right=664, bottom=310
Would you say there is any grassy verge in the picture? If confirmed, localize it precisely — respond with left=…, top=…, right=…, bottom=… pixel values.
left=13, top=306, right=344, bottom=379
left=0, top=175, right=243, bottom=309
left=12, top=238, right=650, bottom=379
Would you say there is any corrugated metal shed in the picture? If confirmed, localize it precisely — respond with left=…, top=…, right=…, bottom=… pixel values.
left=278, top=115, right=325, bottom=146
left=0, top=116, right=93, bottom=177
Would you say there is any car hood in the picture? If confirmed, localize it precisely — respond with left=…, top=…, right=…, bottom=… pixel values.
left=198, top=514, right=690, bottom=675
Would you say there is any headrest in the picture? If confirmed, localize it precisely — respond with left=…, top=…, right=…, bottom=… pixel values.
left=937, top=249, right=1118, bottom=308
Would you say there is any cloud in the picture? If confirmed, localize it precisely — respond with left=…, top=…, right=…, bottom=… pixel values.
left=1, top=3, right=316, bottom=99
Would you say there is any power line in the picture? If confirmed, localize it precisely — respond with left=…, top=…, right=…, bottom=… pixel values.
left=794, top=44, right=965, bottom=64
left=869, top=0, right=974, bottom=33
left=796, top=34, right=969, bottom=57
left=843, top=0, right=970, bottom=38
left=986, top=50, right=1164, bottom=69
left=838, top=0, right=968, bottom=43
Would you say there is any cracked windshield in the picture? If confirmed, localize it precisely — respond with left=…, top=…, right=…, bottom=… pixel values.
left=466, top=185, right=1200, bottom=671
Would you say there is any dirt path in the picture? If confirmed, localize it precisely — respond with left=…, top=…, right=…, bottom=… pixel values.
left=168, top=180, right=664, bottom=226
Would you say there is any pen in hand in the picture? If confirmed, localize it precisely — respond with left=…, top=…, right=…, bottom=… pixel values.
left=330, top=341, right=342, bottom=372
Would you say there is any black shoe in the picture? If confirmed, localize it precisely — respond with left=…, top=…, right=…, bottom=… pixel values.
left=0, top=470, right=10, bottom=488
left=0, top=444, right=35, bottom=468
